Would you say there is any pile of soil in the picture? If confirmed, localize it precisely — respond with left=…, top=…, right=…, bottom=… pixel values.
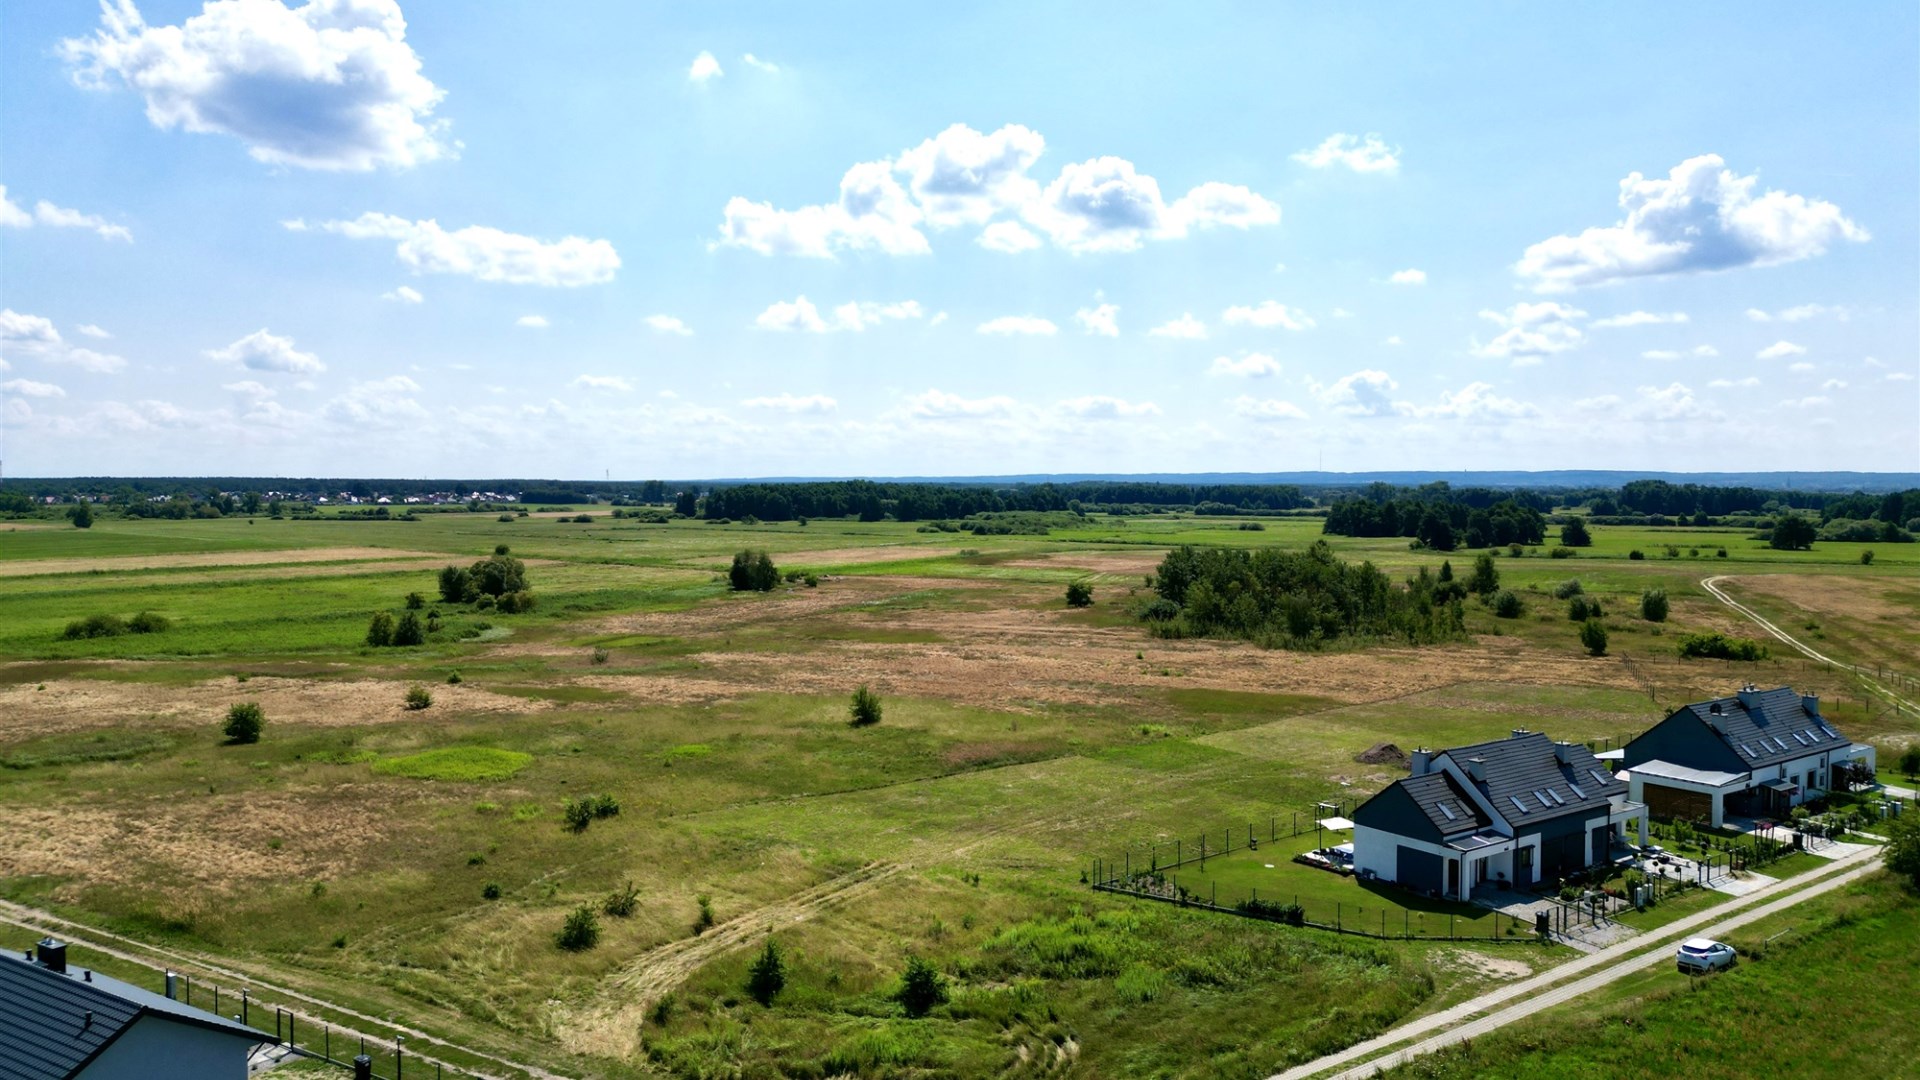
left=1355, top=742, right=1409, bottom=766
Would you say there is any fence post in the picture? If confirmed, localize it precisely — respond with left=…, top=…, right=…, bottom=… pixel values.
left=1337, top=903, right=1341, bottom=932
left=1450, top=913, right=1455, bottom=940
left=1405, top=911, right=1409, bottom=939
left=242, top=989, right=248, bottom=1027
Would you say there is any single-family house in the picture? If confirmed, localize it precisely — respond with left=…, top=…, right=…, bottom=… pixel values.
left=1, top=938, right=271, bottom=1080
left=1352, top=730, right=1647, bottom=901
left=1619, top=685, right=1876, bottom=828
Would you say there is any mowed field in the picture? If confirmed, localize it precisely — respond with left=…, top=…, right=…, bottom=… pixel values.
left=1, top=509, right=1916, bottom=1079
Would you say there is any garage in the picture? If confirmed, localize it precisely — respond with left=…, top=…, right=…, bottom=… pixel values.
left=1641, top=781, right=1712, bottom=821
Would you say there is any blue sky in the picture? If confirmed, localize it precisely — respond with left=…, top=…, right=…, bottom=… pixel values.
left=2, top=0, right=1915, bottom=478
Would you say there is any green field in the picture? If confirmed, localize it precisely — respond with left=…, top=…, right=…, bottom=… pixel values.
left=1, top=507, right=1915, bottom=1078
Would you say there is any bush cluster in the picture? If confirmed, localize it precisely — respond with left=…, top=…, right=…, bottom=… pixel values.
left=62, top=611, right=170, bottom=640
left=556, top=904, right=600, bottom=951
left=1641, top=588, right=1669, bottom=622
left=1677, top=631, right=1768, bottom=661
left=564, top=793, right=622, bottom=832
left=729, top=549, right=780, bottom=591
left=223, top=702, right=265, bottom=744
left=1065, top=581, right=1094, bottom=607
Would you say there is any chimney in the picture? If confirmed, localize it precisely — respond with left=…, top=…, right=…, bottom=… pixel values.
left=1554, top=741, right=1575, bottom=764
left=165, top=972, right=179, bottom=1000
left=1465, top=757, right=1486, bottom=782
left=36, top=938, right=67, bottom=975
left=1511, top=728, right=1530, bottom=740
left=1410, top=748, right=1432, bottom=776
left=1801, top=692, right=1820, bottom=716
left=1737, top=685, right=1762, bottom=712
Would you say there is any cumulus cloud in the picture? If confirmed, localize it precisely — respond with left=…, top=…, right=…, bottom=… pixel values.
left=207, top=328, right=325, bottom=374
left=1746, top=303, right=1847, bottom=322
left=755, top=296, right=923, bottom=332
left=0, top=310, right=63, bottom=350
left=0, top=309, right=129, bottom=373
left=1821, top=378, right=1848, bottom=390
left=1641, top=346, right=1719, bottom=360
left=977, top=315, right=1057, bottom=336
left=1394, top=382, right=1537, bottom=421
left=1708, top=376, right=1762, bottom=388
left=2, top=378, right=66, bottom=398
left=0, top=186, right=132, bottom=241
left=61, top=0, right=453, bottom=171
left=1757, top=340, right=1807, bottom=360
left=645, top=314, right=693, bottom=336
left=1788, top=361, right=1815, bottom=373
left=516, top=314, right=549, bottom=328
left=1148, top=313, right=1207, bottom=339
left=1473, top=302, right=1587, bottom=364
left=221, top=379, right=275, bottom=398
left=904, top=389, right=1018, bottom=419
left=717, top=122, right=1277, bottom=257
left=1292, top=133, right=1400, bottom=174
left=689, top=50, right=723, bottom=81
left=0, top=188, right=26, bottom=228
left=1233, top=395, right=1309, bottom=421
left=382, top=285, right=423, bottom=303
left=1074, top=302, right=1120, bottom=337
left=742, top=53, right=779, bottom=73
left=572, top=374, right=632, bottom=392
left=76, top=324, right=112, bottom=338
left=1222, top=301, right=1314, bottom=331
left=1628, top=382, right=1714, bottom=422
left=1386, top=268, right=1426, bottom=285
left=1383, top=335, right=1404, bottom=346
left=1592, top=310, right=1688, bottom=329
left=324, top=374, right=427, bottom=423
left=743, top=393, right=836, bottom=414
left=1058, top=395, right=1160, bottom=419
left=1517, top=155, right=1868, bottom=291
left=1209, top=352, right=1280, bottom=378
left=1312, top=369, right=1399, bottom=416
left=1888, top=372, right=1916, bottom=382
left=303, top=213, right=619, bottom=286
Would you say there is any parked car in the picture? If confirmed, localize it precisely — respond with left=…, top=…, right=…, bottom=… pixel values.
left=1676, top=938, right=1736, bottom=974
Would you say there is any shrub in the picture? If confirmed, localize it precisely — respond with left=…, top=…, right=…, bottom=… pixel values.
left=1677, top=631, right=1769, bottom=661
left=603, top=879, right=640, bottom=917
left=1898, top=746, right=1920, bottom=778
left=1235, top=897, right=1306, bottom=925
left=803, top=573, right=820, bottom=588
left=496, top=590, right=536, bottom=614
left=1641, top=588, right=1670, bottom=622
left=729, top=549, right=780, bottom=591
left=1579, top=618, right=1609, bottom=657
left=1770, top=514, right=1817, bottom=550
left=224, top=702, right=265, bottom=744
left=1552, top=579, right=1584, bottom=600
left=475, top=594, right=496, bottom=611
left=62, top=613, right=128, bottom=640
left=127, top=611, right=171, bottom=634
left=497, top=513, right=515, bottom=522
left=1549, top=546, right=1576, bottom=559
left=1862, top=550, right=1875, bottom=565
left=1492, top=590, right=1524, bottom=618
left=446, top=671, right=463, bottom=684
left=1065, top=581, right=1094, bottom=607
left=1140, top=597, right=1180, bottom=621
left=592, top=793, right=621, bottom=818
left=1469, top=553, right=1500, bottom=596
left=438, top=565, right=472, bottom=604
left=1628, top=549, right=1645, bottom=560
left=1568, top=596, right=1592, bottom=621
left=564, top=798, right=595, bottom=832
left=404, top=592, right=425, bottom=610
left=67, top=503, right=94, bottom=529
left=482, top=882, right=502, bottom=900
left=896, top=955, right=949, bottom=1017
left=591, top=646, right=610, bottom=665
left=365, top=612, right=395, bottom=647
left=695, top=894, right=715, bottom=934
left=850, top=684, right=884, bottom=727
left=1560, top=517, right=1592, bottom=546
left=404, top=686, right=432, bottom=710
left=556, top=904, right=600, bottom=951
left=392, top=611, right=426, bottom=646
left=1716, top=547, right=1728, bottom=558
left=746, top=939, right=786, bottom=1006
left=572, top=514, right=594, bottom=524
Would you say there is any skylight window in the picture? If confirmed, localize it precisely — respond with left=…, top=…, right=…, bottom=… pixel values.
left=1589, top=769, right=1610, bottom=787
left=1819, top=724, right=1839, bottom=740
left=1436, top=801, right=1457, bottom=822
left=1545, top=788, right=1566, bottom=806
left=1792, top=732, right=1809, bottom=747
left=1509, top=795, right=1529, bottom=814
left=1567, top=781, right=1587, bottom=799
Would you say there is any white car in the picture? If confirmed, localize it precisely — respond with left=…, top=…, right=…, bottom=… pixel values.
left=1676, top=938, right=1736, bottom=974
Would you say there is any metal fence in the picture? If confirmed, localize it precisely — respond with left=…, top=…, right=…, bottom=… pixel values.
left=1090, top=869, right=1543, bottom=943
left=1088, top=800, right=1361, bottom=886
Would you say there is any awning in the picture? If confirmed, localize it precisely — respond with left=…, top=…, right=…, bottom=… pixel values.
left=1760, top=778, right=1796, bottom=792
left=1316, top=816, right=1355, bottom=831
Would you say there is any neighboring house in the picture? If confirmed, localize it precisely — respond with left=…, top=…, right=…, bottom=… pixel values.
left=1619, top=685, right=1876, bottom=828
left=1353, top=730, right=1647, bottom=900
left=0, top=938, right=270, bottom=1080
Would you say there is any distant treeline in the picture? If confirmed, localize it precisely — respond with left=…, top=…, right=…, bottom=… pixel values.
left=701, top=480, right=1312, bottom=522
left=1320, top=484, right=1551, bottom=550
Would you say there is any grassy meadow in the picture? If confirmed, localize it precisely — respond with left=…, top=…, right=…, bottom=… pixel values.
left=1, top=507, right=1915, bottom=1078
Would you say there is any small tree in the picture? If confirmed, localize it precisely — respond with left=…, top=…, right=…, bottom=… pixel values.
left=1065, top=581, right=1094, bottom=607
left=1770, top=514, right=1817, bottom=551
left=1468, top=553, right=1500, bottom=597
left=1861, top=550, right=1875, bottom=565
left=224, top=702, right=264, bottom=744
left=1492, top=589, right=1524, bottom=618
left=556, top=904, right=600, bottom=951
left=404, top=686, right=432, bottom=710
left=896, top=955, right=949, bottom=1018
left=1899, top=746, right=1920, bottom=779
left=1560, top=516, right=1592, bottom=547
left=392, top=611, right=426, bottom=646
left=603, top=880, right=640, bottom=917
left=67, top=503, right=94, bottom=529
left=365, top=612, right=395, bottom=647
left=850, top=685, right=883, bottom=727
left=438, top=565, right=472, bottom=604
left=1641, top=588, right=1670, bottom=622
left=1437, top=559, right=1453, bottom=582
left=1579, top=618, right=1609, bottom=657
left=729, top=549, right=779, bottom=591
left=404, top=592, right=425, bottom=610
left=746, top=939, right=786, bottom=1006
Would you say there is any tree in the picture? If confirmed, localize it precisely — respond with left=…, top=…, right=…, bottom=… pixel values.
left=1065, top=581, right=1094, bottom=607
left=850, top=684, right=883, bottom=727
left=224, top=702, right=264, bottom=744
left=674, top=490, right=699, bottom=517
left=1899, top=746, right=1920, bottom=779
left=896, top=955, right=949, bottom=1018
left=1579, top=618, right=1609, bottom=657
left=469, top=552, right=528, bottom=597
left=405, top=592, right=425, bottom=610
left=1885, top=812, right=1920, bottom=890
left=556, top=904, right=600, bottom=951
left=729, top=549, right=779, bottom=591
left=746, top=939, right=786, bottom=1006
left=1771, top=513, right=1817, bottom=551
left=404, top=686, right=432, bottom=710
left=241, top=491, right=262, bottom=516
left=1437, top=560, right=1454, bottom=582
left=366, top=612, right=395, bottom=647
left=1560, top=516, right=1592, bottom=547
left=1468, top=553, right=1500, bottom=597
left=438, top=565, right=473, bottom=604
left=67, top=502, right=94, bottom=529
left=1492, top=590, right=1524, bottom=618
left=392, top=611, right=426, bottom=646
left=1641, top=588, right=1669, bottom=622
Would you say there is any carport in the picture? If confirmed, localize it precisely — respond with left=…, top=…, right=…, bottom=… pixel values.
left=1622, top=760, right=1749, bottom=828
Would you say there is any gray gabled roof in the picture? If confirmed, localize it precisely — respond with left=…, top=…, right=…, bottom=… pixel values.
left=1437, top=731, right=1626, bottom=830
left=1674, top=687, right=1849, bottom=770
left=0, top=951, right=267, bottom=1080
left=1397, top=770, right=1492, bottom=836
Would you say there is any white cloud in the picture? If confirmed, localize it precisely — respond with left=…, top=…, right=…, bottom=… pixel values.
left=572, top=374, right=633, bottom=392
left=0, top=309, right=128, bottom=373
left=305, top=213, right=619, bottom=286
left=977, top=315, right=1057, bottom=336
left=0, top=310, right=63, bottom=349
left=1058, top=395, right=1160, bottom=419
left=1592, top=310, right=1689, bottom=329
left=742, top=53, right=779, bottom=73
left=1788, top=361, right=1815, bottom=373
left=1708, top=376, right=1762, bottom=388
left=1386, top=268, right=1426, bottom=285
left=904, top=389, right=1018, bottom=419
left=1148, top=313, right=1207, bottom=339
left=0, top=187, right=27, bottom=228
left=929, top=312, right=949, bottom=327
left=382, top=285, right=424, bottom=304
left=221, top=379, right=275, bottom=398
left=718, top=122, right=1276, bottom=257
left=1641, top=345, right=1718, bottom=360
left=58, top=348, right=129, bottom=374
left=1757, top=340, right=1807, bottom=359
left=742, top=393, right=836, bottom=414
left=324, top=374, right=428, bottom=424
left=1888, top=372, right=1916, bottom=382
left=76, top=324, right=112, bottom=339
left=1821, top=378, right=1848, bottom=390
left=1779, top=395, right=1831, bottom=408
left=755, top=296, right=922, bottom=332
left=1, top=378, right=66, bottom=398
left=1473, top=302, right=1587, bottom=363
left=1629, top=382, right=1714, bottom=421
left=1292, top=133, right=1400, bottom=174
left=1383, top=335, right=1404, bottom=346
left=1312, top=369, right=1400, bottom=416
left=1208, top=352, right=1280, bottom=378
left=1863, top=356, right=1886, bottom=368
left=1394, top=382, right=1537, bottom=421
left=516, top=315, right=549, bottom=329
left=1746, top=303, right=1846, bottom=322
left=1330, top=308, right=1355, bottom=319
left=645, top=314, right=693, bottom=336
left=207, top=329, right=324, bottom=374
left=1517, top=155, right=1868, bottom=291
left=61, top=0, right=452, bottom=172
left=689, top=50, right=723, bottom=82
left=0, top=186, right=131, bottom=241
left=1233, top=395, right=1309, bottom=421
left=1222, top=301, right=1314, bottom=331
left=1074, top=302, right=1120, bottom=337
